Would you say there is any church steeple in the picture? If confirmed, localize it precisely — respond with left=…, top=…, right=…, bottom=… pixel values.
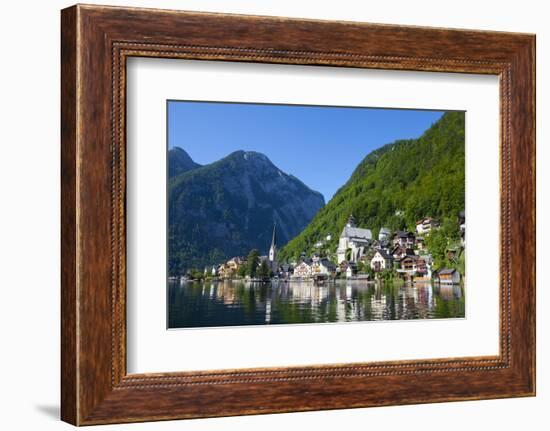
left=269, top=222, right=277, bottom=265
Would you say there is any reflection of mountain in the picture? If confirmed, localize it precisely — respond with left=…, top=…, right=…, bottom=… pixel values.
left=279, top=112, right=465, bottom=261
left=168, top=149, right=325, bottom=274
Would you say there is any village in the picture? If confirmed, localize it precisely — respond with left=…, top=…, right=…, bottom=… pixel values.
left=176, top=213, right=465, bottom=286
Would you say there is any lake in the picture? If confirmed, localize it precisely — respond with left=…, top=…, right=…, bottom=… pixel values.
left=168, top=279, right=465, bottom=329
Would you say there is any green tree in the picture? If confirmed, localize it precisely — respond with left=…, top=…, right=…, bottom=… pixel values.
left=357, top=260, right=369, bottom=274
left=246, top=249, right=260, bottom=277
left=258, top=260, right=270, bottom=279
left=425, top=217, right=461, bottom=271
left=237, top=265, right=247, bottom=278
left=186, top=267, right=205, bottom=280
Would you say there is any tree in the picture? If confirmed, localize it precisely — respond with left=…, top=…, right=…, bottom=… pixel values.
left=258, top=260, right=270, bottom=279
left=425, top=217, right=461, bottom=271
left=357, top=260, right=368, bottom=274
left=186, top=267, right=204, bottom=281
left=237, top=265, right=247, bottom=278
left=379, top=269, right=394, bottom=281
left=246, top=249, right=260, bottom=277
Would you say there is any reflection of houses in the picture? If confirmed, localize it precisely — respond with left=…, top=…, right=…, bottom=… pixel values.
left=370, top=249, right=393, bottom=272
left=393, top=231, right=415, bottom=248
left=337, top=215, right=373, bottom=264
left=416, top=217, right=439, bottom=234
left=437, top=268, right=461, bottom=284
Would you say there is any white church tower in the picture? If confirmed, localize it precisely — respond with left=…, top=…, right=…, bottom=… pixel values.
left=268, top=222, right=278, bottom=271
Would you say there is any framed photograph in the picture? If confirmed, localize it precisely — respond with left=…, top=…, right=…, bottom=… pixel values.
left=61, top=4, right=535, bottom=425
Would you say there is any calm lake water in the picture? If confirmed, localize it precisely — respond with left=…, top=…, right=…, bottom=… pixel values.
left=168, top=279, right=465, bottom=329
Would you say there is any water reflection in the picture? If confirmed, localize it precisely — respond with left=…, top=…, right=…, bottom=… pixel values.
left=168, top=280, right=465, bottom=329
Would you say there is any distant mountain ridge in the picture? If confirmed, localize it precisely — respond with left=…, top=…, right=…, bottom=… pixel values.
left=278, top=111, right=465, bottom=262
left=168, top=149, right=325, bottom=274
left=168, top=147, right=201, bottom=177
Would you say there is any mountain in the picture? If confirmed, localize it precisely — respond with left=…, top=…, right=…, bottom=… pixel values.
left=168, top=147, right=201, bottom=177
left=168, top=150, right=325, bottom=274
left=278, top=111, right=465, bottom=262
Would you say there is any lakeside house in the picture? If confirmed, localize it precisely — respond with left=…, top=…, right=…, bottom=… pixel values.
left=293, top=260, right=313, bottom=278
left=437, top=268, right=461, bottom=284
left=400, top=255, right=418, bottom=272
left=313, top=258, right=337, bottom=275
left=370, top=249, right=393, bottom=272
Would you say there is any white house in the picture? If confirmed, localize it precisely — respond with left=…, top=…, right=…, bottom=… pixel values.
left=336, top=215, right=373, bottom=264
left=416, top=217, right=439, bottom=235
left=378, top=227, right=391, bottom=242
left=312, top=259, right=337, bottom=275
left=370, top=249, right=393, bottom=271
left=400, top=255, right=418, bottom=272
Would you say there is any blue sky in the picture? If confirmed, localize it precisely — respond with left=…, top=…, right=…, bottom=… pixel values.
left=168, top=101, right=445, bottom=202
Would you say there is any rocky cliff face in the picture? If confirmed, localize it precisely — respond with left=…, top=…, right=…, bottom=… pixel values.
left=168, top=150, right=325, bottom=274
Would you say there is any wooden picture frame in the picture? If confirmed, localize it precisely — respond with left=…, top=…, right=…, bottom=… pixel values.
left=61, top=4, right=535, bottom=425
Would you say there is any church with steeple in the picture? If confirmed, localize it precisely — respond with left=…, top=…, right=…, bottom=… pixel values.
left=336, top=214, right=373, bottom=264
left=268, top=222, right=278, bottom=272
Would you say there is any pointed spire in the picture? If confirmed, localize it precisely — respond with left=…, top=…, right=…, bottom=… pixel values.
left=271, top=221, right=277, bottom=248
left=346, top=214, right=356, bottom=228
left=269, top=221, right=278, bottom=264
